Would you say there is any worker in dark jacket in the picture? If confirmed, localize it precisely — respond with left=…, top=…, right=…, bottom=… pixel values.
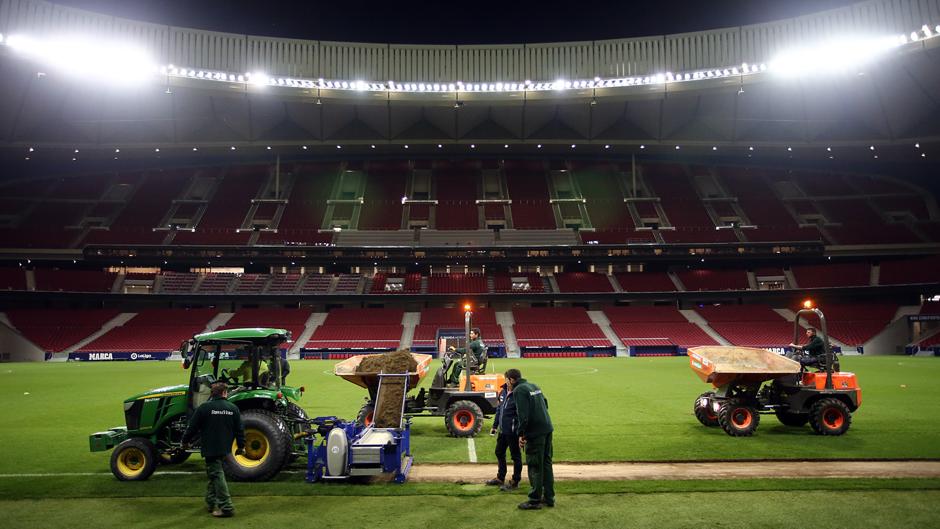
left=509, top=369, right=555, bottom=510
left=485, top=381, right=522, bottom=490
left=790, top=328, right=825, bottom=368
left=447, top=328, right=486, bottom=385
left=183, top=382, right=246, bottom=518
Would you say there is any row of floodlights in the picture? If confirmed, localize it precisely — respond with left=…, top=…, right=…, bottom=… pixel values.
left=159, top=66, right=770, bottom=92
left=24, top=142, right=927, bottom=161
left=1, top=24, right=938, bottom=92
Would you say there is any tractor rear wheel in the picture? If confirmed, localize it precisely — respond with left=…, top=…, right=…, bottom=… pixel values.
left=356, top=402, right=375, bottom=427
left=809, top=398, right=852, bottom=436
left=445, top=400, right=484, bottom=437
left=775, top=410, right=810, bottom=427
left=110, top=438, right=158, bottom=481
left=693, top=392, right=720, bottom=427
left=223, top=410, right=290, bottom=481
left=718, top=399, right=760, bottom=437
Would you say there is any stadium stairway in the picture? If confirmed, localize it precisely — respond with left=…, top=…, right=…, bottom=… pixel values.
left=679, top=309, right=731, bottom=346
left=0, top=315, right=44, bottom=361
left=546, top=276, right=561, bottom=293
left=496, top=311, right=520, bottom=358
left=60, top=312, right=137, bottom=359
left=205, top=313, right=234, bottom=331
left=668, top=271, right=685, bottom=291
left=587, top=310, right=628, bottom=356
left=290, top=312, right=325, bottom=357
left=863, top=305, right=922, bottom=355
left=400, top=312, right=420, bottom=350
left=784, top=269, right=799, bottom=289
left=24, top=269, right=36, bottom=291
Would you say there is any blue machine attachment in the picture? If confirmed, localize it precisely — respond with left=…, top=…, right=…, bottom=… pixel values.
left=304, top=416, right=413, bottom=484
left=305, top=371, right=415, bottom=484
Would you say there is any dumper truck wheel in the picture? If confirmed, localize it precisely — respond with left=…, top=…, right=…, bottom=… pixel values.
left=718, top=399, right=760, bottom=437
left=693, top=392, right=720, bottom=427
left=775, top=410, right=810, bottom=427
left=445, top=400, right=484, bottom=437
left=357, top=403, right=375, bottom=427
left=110, top=438, right=157, bottom=481
left=809, top=398, right=852, bottom=436
left=223, top=410, right=289, bottom=481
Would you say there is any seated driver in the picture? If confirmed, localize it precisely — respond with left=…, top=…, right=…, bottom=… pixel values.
left=789, top=327, right=825, bottom=369
left=228, top=357, right=268, bottom=385
left=447, top=328, right=486, bottom=385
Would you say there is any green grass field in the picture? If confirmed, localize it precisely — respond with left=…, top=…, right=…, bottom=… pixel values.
left=1, top=356, right=939, bottom=528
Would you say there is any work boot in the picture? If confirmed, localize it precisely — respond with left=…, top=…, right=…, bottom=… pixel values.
left=485, top=478, right=504, bottom=486
left=499, top=480, right=519, bottom=491
left=206, top=505, right=216, bottom=513
left=212, top=509, right=234, bottom=518
left=518, top=501, right=542, bottom=510
left=541, top=499, right=555, bottom=508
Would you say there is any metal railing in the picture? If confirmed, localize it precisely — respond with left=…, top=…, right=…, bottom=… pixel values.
left=1, top=0, right=938, bottom=82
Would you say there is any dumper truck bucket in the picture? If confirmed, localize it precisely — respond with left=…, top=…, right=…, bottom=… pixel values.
left=333, top=353, right=433, bottom=389
left=688, top=346, right=801, bottom=388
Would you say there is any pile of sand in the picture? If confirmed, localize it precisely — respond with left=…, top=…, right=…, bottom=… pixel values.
left=355, top=351, right=418, bottom=428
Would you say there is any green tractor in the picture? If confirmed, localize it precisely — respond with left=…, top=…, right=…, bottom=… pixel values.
left=89, top=328, right=308, bottom=482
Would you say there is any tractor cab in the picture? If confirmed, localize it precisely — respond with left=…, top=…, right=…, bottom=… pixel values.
left=182, top=328, right=293, bottom=410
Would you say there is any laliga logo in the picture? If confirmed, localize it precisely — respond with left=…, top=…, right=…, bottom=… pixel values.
left=130, top=353, right=138, bottom=360
left=330, top=446, right=340, bottom=454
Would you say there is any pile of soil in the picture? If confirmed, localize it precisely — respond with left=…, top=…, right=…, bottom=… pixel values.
left=355, top=351, right=418, bottom=428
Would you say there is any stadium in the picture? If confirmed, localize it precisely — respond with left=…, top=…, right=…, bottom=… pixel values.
left=1, top=0, right=939, bottom=526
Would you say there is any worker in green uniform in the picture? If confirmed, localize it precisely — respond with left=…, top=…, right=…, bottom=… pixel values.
left=447, top=328, right=486, bottom=385
left=790, top=327, right=825, bottom=369
left=227, top=356, right=268, bottom=385
left=508, top=368, right=555, bottom=510
left=183, top=382, right=246, bottom=518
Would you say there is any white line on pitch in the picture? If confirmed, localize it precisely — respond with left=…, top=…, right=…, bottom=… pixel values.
left=467, top=438, right=477, bottom=463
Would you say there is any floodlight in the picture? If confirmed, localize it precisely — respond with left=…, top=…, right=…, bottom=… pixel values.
left=769, top=35, right=900, bottom=77
left=6, top=33, right=156, bottom=86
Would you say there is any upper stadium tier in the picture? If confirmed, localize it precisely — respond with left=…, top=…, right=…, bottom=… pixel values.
left=0, top=0, right=939, bottom=149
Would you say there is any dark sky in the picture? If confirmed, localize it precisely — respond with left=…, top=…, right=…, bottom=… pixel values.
left=52, top=0, right=863, bottom=45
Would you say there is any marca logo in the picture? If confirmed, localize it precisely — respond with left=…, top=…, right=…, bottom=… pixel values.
left=88, top=353, right=113, bottom=361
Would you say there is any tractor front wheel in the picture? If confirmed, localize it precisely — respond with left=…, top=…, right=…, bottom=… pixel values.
left=110, top=438, right=158, bottom=481
left=445, top=400, right=484, bottom=437
left=693, top=392, right=720, bottom=427
left=718, top=399, right=760, bottom=437
left=809, top=398, right=852, bottom=436
left=223, top=410, right=290, bottom=481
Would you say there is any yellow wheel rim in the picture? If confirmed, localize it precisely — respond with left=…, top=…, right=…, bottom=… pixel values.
left=232, top=429, right=269, bottom=468
left=116, top=447, right=147, bottom=477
